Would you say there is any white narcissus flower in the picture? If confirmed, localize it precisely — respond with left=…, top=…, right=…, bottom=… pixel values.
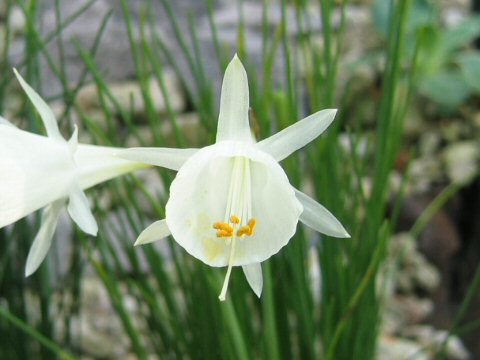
left=120, top=55, right=350, bottom=301
left=0, top=69, right=147, bottom=276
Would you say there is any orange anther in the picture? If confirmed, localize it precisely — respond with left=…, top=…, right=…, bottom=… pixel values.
left=247, top=218, right=256, bottom=235
left=237, top=226, right=250, bottom=237
left=216, top=230, right=232, bottom=237
left=230, top=215, right=240, bottom=224
left=213, top=222, right=233, bottom=233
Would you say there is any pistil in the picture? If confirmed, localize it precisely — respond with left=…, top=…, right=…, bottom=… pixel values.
left=214, top=156, right=256, bottom=301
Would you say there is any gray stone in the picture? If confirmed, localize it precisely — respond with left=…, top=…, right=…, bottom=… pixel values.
left=76, top=72, right=185, bottom=117
left=419, top=131, right=441, bottom=156
left=7, top=0, right=223, bottom=101
left=408, top=156, right=443, bottom=193
left=388, top=233, right=440, bottom=294
left=8, top=5, right=25, bottom=36
left=70, top=277, right=130, bottom=358
left=126, top=112, right=207, bottom=148
left=442, top=141, right=479, bottom=183
left=377, top=335, right=428, bottom=360
left=403, top=326, right=470, bottom=360
left=403, top=106, right=426, bottom=137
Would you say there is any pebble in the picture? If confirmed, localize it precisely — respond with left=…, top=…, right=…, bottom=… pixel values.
left=442, top=141, right=479, bottom=183
left=377, top=335, right=428, bottom=360
left=76, top=72, right=185, bottom=117
left=8, top=5, right=25, bottom=36
left=403, top=326, right=470, bottom=360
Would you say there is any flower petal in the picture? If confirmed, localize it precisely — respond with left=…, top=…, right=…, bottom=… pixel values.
left=117, top=147, right=198, bottom=171
left=294, top=188, right=350, bottom=238
left=216, top=55, right=252, bottom=143
left=166, top=141, right=303, bottom=267
left=257, top=109, right=337, bottom=161
left=0, top=126, right=75, bottom=228
left=25, top=199, right=64, bottom=277
left=13, top=68, right=63, bottom=141
left=242, top=262, right=263, bottom=298
left=68, top=124, right=78, bottom=153
left=0, top=116, right=15, bottom=127
left=67, top=183, right=98, bottom=235
left=76, top=144, right=150, bottom=190
left=134, top=219, right=171, bottom=246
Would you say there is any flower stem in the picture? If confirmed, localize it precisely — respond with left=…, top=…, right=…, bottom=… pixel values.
left=219, top=235, right=237, bottom=301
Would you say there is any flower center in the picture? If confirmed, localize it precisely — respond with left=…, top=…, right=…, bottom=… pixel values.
left=213, top=156, right=256, bottom=301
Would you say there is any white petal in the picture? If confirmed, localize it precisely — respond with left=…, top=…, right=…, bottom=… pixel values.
left=294, top=188, right=350, bottom=238
left=242, top=263, right=263, bottom=297
left=25, top=199, right=64, bottom=277
left=216, top=55, right=252, bottom=143
left=166, top=141, right=303, bottom=267
left=67, top=183, right=98, bottom=235
left=68, top=124, right=78, bottom=153
left=0, top=116, right=15, bottom=127
left=257, top=109, right=337, bottom=161
left=76, top=144, right=150, bottom=190
left=117, top=147, right=197, bottom=171
left=0, top=126, right=75, bottom=228
left=13, top=68, right=63, bottom=141
left=134, top=219, right=171, bottom=246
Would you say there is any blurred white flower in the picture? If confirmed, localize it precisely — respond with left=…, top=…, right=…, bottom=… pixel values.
left=0, top=69, right=146, bottom=276
left=120, top=55, right=350, bottom=300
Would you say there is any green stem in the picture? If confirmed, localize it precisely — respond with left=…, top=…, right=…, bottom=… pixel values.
left=0, top=306, right=76, bottom=360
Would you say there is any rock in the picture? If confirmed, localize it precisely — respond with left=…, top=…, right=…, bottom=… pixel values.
left=389, top=233, right=441, bottom=293
left=307, top=246, right=321, bottom=303
left=377, top=335, right=428, bottom=360
left=70, top=277, right=130, bottom=358
left=159, top=112, right=207, bottom=147
left=440, top=121, right=467, bottom=143
left=403, top=106, right=427, bottom=137
left=471, top=111, right=480, bottom=131
left=396, top=295, right=433, bottom=325
left=381, top=232, right=442, bottom=336
left=403, top=326, right=470, bottom=360
left=76, top=72, right=185, bottom=117
left=419, top=131, right=441, bottom=156
left=407, top=156, right=443, bottom=193
left=211, top=2, right=322, bottom=37
left=394, top=196, right=460, bottom=272
left=341, top=5, right=383, bottom=62
left=7, top=0, right=217, bottom=98
left=411, top=254, right=441, bottom=293
left=442, top=141, right=479, bottom=184
left=126, top=112, right=207, bottom=148
left=8, top=6, right=25, bottom=36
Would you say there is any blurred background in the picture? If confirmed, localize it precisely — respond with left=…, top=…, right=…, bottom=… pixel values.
left=0, top=0, right=479, bottom=359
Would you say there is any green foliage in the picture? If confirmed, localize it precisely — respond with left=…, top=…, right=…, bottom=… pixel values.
left=1, top=0, right=479, bottom=359
left=373, top=0, right=480, bottom=110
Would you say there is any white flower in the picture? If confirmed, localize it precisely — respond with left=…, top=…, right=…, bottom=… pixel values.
left=120, top=55, right=350, bottom=300
left=0, top=70, right=146, bottom=276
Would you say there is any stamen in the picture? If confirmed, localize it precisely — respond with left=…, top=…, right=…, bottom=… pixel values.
left=235, top=218, right=256, bottom=237
left=230, top=215, right=240, bottom=224
left=247, top=218, right=256, bottom=235
left=213, top=222, right=233, bottom=233
left=237, top=226, right=250, bottom=237
left=219, top=235, right=236, bottom=301
left=216, top=157, right=255, bottom=300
